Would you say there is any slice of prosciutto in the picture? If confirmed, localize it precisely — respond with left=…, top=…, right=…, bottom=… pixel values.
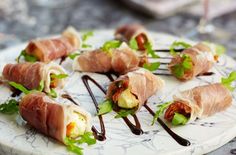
left=73, top=43, right=140, bottom=74
left=2, top=62, right=66, bottom=93
left=25, top=27, right=81, bottom=62
left=115, top=24, right=153, bottom=51
left=19, top=92, right=91, bottom=143
left=164, top=83, right=232, bottom=123
left=107, top=68, right=165, bottom=112
left=169, top=43, right=216, bottom=81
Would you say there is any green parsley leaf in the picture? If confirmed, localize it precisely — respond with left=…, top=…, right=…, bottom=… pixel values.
left=68, top=53, right=80, bottom=60
left=16, top=50, right=38, bottom=63
left=9, top=82, right=30, bottom=94
left=82, top=31, right=94, bottom=42
left=171, top=112, right=188, bottom=126
left=170, top=41, right=192, bottom=56
left=37, top=80, right=44, bottom=92
left=144, top=42, right=159, bottom=58
left=64, top=132, right=96, bottom=155
left=77, top=132, right=96, bottom=146
left=82, top=44, right=92, bottom=48
left=0, top=99, right=19, bottom=114
left=114, top=109, right=135, bottom=118
left=143, top=62, right=160, bottom=71
left=50, top=74, right=68, bottom=79
left=129, top=38, right=138, bottom=50
left=221, top=71, right=236, bottom=91
left=97, top=99, right=113, bottom=115
left=48, top=88, right=57, bottom=98
left=64, top=137, right=83, bottom=155
left=171, top=54, right=192, bottom=78
left=101, top=40, right=122, bottom=53
left=152, top=102, right=172, bottom=125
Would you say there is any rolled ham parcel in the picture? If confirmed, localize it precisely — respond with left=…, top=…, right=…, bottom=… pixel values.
left=25, top=27, right=81, bottom=62
left=115, top=24, right=153, bottom=51
left=3, top=62, right=66, bottom=93
left=169, top=43, right=215, bottom=81
left=73, top=43, right=140, bottom=74
left=107, top=68, right=165, bottom=112
left=19, top=92, right=91, bottom=143
left=164, top=83, right=232, bottom=123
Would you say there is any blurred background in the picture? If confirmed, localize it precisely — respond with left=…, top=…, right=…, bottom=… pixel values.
left=0, top=0, right=236, bottom=154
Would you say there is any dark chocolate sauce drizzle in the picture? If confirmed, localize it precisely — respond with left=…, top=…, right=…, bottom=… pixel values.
left=61, top=94, right=80, bottom=105
left=144, top=104, right=191, bottom=146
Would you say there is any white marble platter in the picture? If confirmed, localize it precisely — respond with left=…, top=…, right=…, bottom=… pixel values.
left=0, top=30, right=236, bottom=155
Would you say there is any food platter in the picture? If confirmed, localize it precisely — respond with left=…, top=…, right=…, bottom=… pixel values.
left=0, top=30, right=236, bottom=155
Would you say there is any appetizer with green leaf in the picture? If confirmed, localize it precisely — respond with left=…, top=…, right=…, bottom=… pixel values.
left=152, top=72, right=235, bottom=126
left=98, top=68, right=164, bottom=118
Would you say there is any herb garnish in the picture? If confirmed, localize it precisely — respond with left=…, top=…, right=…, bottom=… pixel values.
left=144, top=41, right=159, bottom=58
left=101, top=40, right=122, bottom=54
left=48, top=88, right=57, bottom=98
left=64, top=132, right=96, bottom=155
left=68, top=53, right=80, bottom=60
left=152, top=102, right=172, bottom=125
left=221, top=71, right=236, bottom=91
left=143, top=62, right=160, bottom=71
left=16, top=50, right=38, bottom=63
left=97, top=99, right=113, bottom=115
left=0, top=99, right=19, bottom=114
left=170, top=41, right=192, bottom=56
left=51, top=74, right=68, bottom=79
left=171, top=112, right=188, bottom=126
left=81, top=31, right=94, bottom=49
left=129, top=38, right=139, bottom=50
left=9, top=80, right=45, bottom=95
left=9, top=82, right=31, bottom=94
left=114, top=109, right=135, bottom=118
left=172, top=54, right=192, bottom=78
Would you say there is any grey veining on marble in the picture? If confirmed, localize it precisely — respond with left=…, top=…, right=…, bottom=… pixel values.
left=0, top=0, right=236, bottom=154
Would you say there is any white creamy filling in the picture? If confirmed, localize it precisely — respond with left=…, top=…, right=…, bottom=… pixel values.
left=67, top=112, right=86, bottom=138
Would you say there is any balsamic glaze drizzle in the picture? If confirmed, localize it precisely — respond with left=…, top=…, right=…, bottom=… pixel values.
left=61, top=94, right=80, bottom=105
left=144, top=104, right=191, bottom=146
left=82, top=75, right=106, bottom=141
left=154, top=49, right=184, bottom=53
left=59, top=56, right=67, bottom=65
left=82, top=74, right=143, bottom=138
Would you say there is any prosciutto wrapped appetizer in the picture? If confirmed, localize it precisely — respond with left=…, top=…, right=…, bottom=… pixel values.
left=163, top=83, right=232, bottom=125
left=3, top=62, right=67, bottom=94
left=106, top=68, right=164, bottom=113
left=115, top=24, right=153, bottom=51
left=73, top=43, right=140, bottom=74
left=168, top=43, right=216, bottom=81
left=21, top=27, right=81, bottom=63
left=19, top=92, right=91, bottom=143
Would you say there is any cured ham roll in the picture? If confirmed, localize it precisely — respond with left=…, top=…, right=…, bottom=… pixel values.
left=169, top=43, right=216, bottom=81
left=19, top=92, right=91, bottom=143
left=25, top=27, right=81, bottom=62
left=2, top=62, right=66, bottom=93
left=115, top=24, right=153, bottom=51
left=107, top=68, right=165, bottom=112
left=164, top=83, right=232, bottom=123
left=73, top=43, right=140, bottom=74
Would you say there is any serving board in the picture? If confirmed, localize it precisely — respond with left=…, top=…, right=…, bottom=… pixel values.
left=0, top=30, right=236, bottom=155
